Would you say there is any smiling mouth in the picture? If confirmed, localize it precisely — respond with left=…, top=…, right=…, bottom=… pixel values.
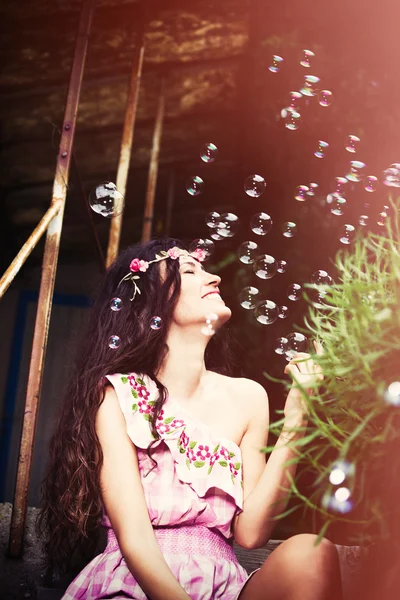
left=203, top=292, right=223, bottom=300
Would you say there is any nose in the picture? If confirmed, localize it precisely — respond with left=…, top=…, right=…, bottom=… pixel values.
left=205, top=272, right=221, bottom=287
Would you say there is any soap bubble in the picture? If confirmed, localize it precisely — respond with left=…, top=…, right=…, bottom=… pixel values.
left=322, top=488, right=353, bottom=514
left=250, top=212, right=273, bottom=235
left=382, top=381, right=400, bottom=406
left=189, top=238, right=215, bottom=259
left=346, top=161, right=366, bottom=183
left=269, top=55, right=284, bottom=73
left=329, top=460, right=355, bottom=486
left=335, top=177, right=348, bottom=195
left=200, top=143, right=218, bottom=163
left=216, top=212, right=240, bottom=238
left=253, top=254, right=277, bottom=279
left=307, top=183, right=319, bottom=197
left=314, top=140, right=329, bottom=159
left=274, top=336, right=289, bottom=355
left=295, top=185, right=309, bottom=201
left=282, top=222, right=297, bottom=238
left=383, top=163, right=400, bottom=187
left=237, top=241, right=259, bottom=264
left=209, top=229, right=225, bottom=241
left=300, top=49, right=315, bottom=68
left=254, top=300, right=279, bottom=325
left=108, top=335, right=121, bottom=349
left=244, top=174, right=266, bottom=197
left=201, top=313, right=219, bottom=336
left=312, top=270, right=333, bottom=287
left=278, top=305, right=288, bottom=319
left=330, top=194, right=347, bottom=216
left=281, top=92, right=302, bottom=118
left=339, top=224, right=355, bottom=244
left=309, top=287, right=329, bottom=310
left=300, top=75, right=320, bottom=97
left=359, top=214, right=369, bottom=227
left=110, top=297, right=123, bottom=312
left=150, top=316, right=162, bottom=331
left=206, top=211, right=220, bottom=228
left=89, top=182, right=124, bottom=218
left=364, top=176, right=378, bottom=192
left=286, top=332, right=309, bottom=359
left=345, top=135, right=360, bottom=153
left=186, top=176, right=204, bottom=196
left=319, top=90, right=332, bottom=107
left=377, top=209, right=388, bottom=227
left=287, top=283, right=302, bottom=301
left=238, top=286, right=260, bottom=309
left=283, top=110, right=302, bottom=131
left=277, top=260, right=287, bottom=274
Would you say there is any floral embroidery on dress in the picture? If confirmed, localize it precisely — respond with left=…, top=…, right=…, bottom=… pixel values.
left=121, top=374, right=243, bottom=486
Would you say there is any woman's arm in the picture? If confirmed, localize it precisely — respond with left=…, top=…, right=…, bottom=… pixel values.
left=96, top=386, right=193, bottom=600
left=233, top=382, right=307, bottom=550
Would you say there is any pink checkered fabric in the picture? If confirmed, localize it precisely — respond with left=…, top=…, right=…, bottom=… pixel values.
left=61, top=373, right=260, bottom=600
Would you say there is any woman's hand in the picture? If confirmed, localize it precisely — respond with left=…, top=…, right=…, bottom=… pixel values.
left=283, top=340, right=324, bottom=422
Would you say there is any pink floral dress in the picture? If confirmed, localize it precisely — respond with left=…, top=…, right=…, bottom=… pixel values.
left=62, top=373, right=260, bottom=600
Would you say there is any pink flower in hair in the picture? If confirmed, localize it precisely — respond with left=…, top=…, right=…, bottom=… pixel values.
left=191, top=248, right=206, bottom=262
left=130, top=258, right=149, bottom=272
left=167, top=247, right=182, bottom=260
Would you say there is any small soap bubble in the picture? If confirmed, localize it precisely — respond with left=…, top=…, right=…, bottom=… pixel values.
left=345, top=135, right=360, bottom=153
left=89, top=182, right=124, bottom=218
left=216, top=213, right=240, bottom=238
left=300, top=49, right=315, bottom=68
left=285, top=332, right=309, bottom=359
left=383, top=163, right=400, bottom=187
left=287, top=283, right=302, bottom=301
left=237, top=241, right=259, bottom=264
left=209, top=229, right=225, bottom=241
left=382, top=381, right=400, bottom=406
left=108, top=335, right=121, bottom=349
left=377, top=209, right=388, bottom=227
left=189, top=238, right=215, bottom=259
left=244, top=174, right=266, bottom=197
left=309, top=287, right=329, bottom=310
left=274, top=336, right=289, bottom=355
left=364, top=176, right=378, bottom=192
left=329, top=460, right=355, bottom=486
left=282, top=222, right=297, bottom=238
left=110, top=297, right=123, bottom=312
left=278, top=305, right=288, bottom=319
left=300, top=75, right=320, bottom=97
left=150, top=316, right=163, bottom=331
left=239, top=286, right=260, bottom=310
left=253, top=254, right=277, bottom=279
left=295, top=185, right=309, bottom=201
left=200, top=142, right=218, bottom=163
left=254, top=300, right=279, bottom=325
left=335, top=177, right=348, bottom=195
left=201, top=313, right=218, bottom=336
left=359, top=214, right=369, bottom=227
left=269, top=55, right=284, bottom=73
left=186, top=175, right=204, bottom=196
left=283, top=110, right=302, bottom=131
left=314, top=140, right=329, bottom=159
left=307, top=183, right=319, bottom=196
left=346, top=161, right=366, bottom=183
left=250, top=212, right=273, bottom=235
left=277, top=260, right=287, bottom=274
left=206, top=211, right=220, bottom=228
left=339, top=224, right=355, bottom=245
left=319, top=90, right=332, bottom=107
left=312, top=270, right=333, bottom=287
left=281, top=92, right=302, bottom=118
left=322, top=488, right=353, bottom=514
left=330, top=194, right=347, bottom=216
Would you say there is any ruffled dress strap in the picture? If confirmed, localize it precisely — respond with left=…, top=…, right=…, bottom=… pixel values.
left=105, top=372, right=244, bottom=510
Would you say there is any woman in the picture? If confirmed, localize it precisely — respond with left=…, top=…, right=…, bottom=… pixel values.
left=39, top=238, right=343, bottom=600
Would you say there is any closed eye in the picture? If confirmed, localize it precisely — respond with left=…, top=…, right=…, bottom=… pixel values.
left=182, top=270, right=195, bottom=274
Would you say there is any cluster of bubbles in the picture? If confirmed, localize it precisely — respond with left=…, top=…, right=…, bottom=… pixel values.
left=274, top=332, right=309, bottom=361
left=322, top=459, right=355, bottom=514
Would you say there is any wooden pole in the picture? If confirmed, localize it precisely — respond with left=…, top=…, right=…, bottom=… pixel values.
left=106, top=6, right=146, bottom=267
left=8, top=0, right=95, bottom=558
left=141, top=81, right=165, bottom=243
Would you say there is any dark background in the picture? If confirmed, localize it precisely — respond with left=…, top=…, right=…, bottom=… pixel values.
left=1, top=0, right=399, bottom=540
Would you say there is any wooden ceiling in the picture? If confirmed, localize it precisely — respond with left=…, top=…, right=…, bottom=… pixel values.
left=1, top=0, right=399, bottom=271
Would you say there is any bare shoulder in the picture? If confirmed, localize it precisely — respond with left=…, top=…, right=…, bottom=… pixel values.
left=210, top=372, right=269, bottom=424
left=95, top=384, right=125, bottom=436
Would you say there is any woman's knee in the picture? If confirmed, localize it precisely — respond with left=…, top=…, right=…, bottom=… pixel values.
left=276, top=533, right=340, bottom=576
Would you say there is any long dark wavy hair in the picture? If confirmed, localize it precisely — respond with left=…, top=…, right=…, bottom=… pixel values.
left=37, top=238, right=236, bottom=572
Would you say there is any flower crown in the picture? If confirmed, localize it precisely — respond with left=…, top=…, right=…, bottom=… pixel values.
left=119, top=246, right=206, bottom=301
